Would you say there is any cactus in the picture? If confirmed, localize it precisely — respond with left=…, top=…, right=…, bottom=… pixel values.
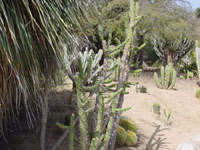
left=154, top=63, right=176, bottom=89
left=119, top=117, right=137, bottom=133
left=195, top=41, right=200, bottom=80
left=116, top=126, right=128, bottom=147
left=56, top=114, right=75, bottom=150
left=63, top=0, right=142, bottom=149
left=196, top=88, right=200, bottom=99
left=126, top=130, right=138, bottom=146
left=187, top=71, right=194, bottom=79
left=153, top=102, right=161, bottom=115
left=163, top=109, right=171, bottom=126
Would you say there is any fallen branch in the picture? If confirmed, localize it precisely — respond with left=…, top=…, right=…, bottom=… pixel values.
left=146, top=124, right=168, bottom=150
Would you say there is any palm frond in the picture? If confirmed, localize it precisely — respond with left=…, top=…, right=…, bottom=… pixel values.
left=0, top=0, right=88, bottom=138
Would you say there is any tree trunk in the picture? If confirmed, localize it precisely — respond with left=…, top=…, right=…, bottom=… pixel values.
left=40, top=79, right=49, bottom=150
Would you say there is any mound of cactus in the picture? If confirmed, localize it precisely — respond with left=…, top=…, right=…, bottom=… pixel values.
left=116, top=117, right=138, bottom=147
left=196, top=88, right=200, bottom=99
left=116, top=126, right=128, bottom=147
left=126, top=130, right=138, bottom=146
left=154, top=63, right=176, bottom=89
left=119, top=117, right=137, bottom=133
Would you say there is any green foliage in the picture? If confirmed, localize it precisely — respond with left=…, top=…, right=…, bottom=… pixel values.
left=143, top=0, right=196, bottom=65
left=119, top=118, right=137, bottom=133
left=0, top=0, right=89, bottom=137
left=179, top=75, right=185, bottom=80
left=187, top=71, right=194, bottom=79
left=139, top=85, right=147, bottom=93
left=163, top=109, right=171, bottom=126
left=151, top=36, right=195, bottom=65
left=125, top=130, right=138, bottom=146
left=196, top=88, right=200, bottom=99
left=153, top=102, right=161, bottom=115
left=154, top=63, right=177, bottom=89
left=130, top=69, right=142, bottom=77
left=116, top=126, right=128, bottom=147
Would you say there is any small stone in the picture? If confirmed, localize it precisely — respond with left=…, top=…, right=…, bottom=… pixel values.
left=176, top=143, right=197, bottom=150
left=192, top=135, right=200, bottom=143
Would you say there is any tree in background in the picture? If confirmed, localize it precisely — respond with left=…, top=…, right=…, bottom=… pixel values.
left=86, top=0, right=197, bottom=67
left=141, top=0, right=196, bottom=65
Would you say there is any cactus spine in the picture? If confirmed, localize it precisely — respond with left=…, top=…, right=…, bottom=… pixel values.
left=154, top=63, right=176, bottom=89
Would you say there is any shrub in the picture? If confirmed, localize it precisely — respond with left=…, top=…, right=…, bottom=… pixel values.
left=153, top=102, right=161, bottom=115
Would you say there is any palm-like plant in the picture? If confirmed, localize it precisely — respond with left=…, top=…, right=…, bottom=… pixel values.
left=0, top=0, right=89, bottom=144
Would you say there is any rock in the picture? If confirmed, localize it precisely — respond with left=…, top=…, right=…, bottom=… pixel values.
left=176, top=143, right=198, bottom=150
left=192, top=135, right=200, bottom=143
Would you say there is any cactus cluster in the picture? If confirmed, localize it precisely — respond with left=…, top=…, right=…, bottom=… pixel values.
left=153, top=102, right=161, bottom=115
left=116, top=117, right=138, bottom=147
left=62, top=0, right=143, bottom=149
left=154, top=63, right=176, bottom=89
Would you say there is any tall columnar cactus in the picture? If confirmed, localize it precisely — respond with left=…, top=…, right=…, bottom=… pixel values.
left=195, top=41, right=200, bottom=80
left=71, top=49, right=130, bottom=150
left=63, top=0, right=142, bottom=150
left=154, top=63, right=176, bottom=89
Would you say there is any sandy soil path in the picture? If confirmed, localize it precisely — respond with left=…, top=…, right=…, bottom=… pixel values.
left=119, top=73, right=200, bottom=150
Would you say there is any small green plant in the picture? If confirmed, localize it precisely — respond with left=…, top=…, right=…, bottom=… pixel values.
left=139, top=85, right=147, bottom=93
left=130, top=69, right=142, bottom=77
left=153, top=102, right=161, bottom=115
left=187, top=71, right=194, bottom=79
left=116, top=126, right=128, bottom=147
left=179, top=75, right=185, bottom=80
left=196, top=88, right=200, bottom=98
left=154, top=63, right=176, bottom=89
left=163, top=109, right=171, bottom=126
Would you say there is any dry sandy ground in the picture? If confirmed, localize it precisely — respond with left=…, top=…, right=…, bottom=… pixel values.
left=118, top=72, right=200, bottom=150
left=2, top=73, right=200, bottom=150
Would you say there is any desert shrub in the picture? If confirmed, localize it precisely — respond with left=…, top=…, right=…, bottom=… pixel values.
left=153, top=102, right=161, bottom=115
left=139, top=85, right=147, bottom=93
